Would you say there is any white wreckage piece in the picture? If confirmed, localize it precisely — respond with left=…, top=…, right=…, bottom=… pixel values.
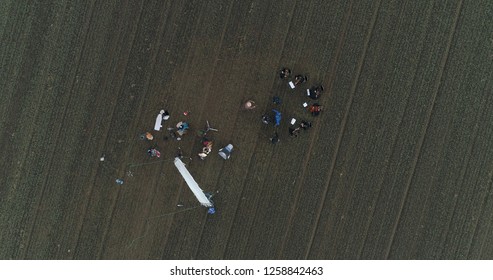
left=173, top=157, right=213, bottom=207
left=154, top=110, right=165, bottom=131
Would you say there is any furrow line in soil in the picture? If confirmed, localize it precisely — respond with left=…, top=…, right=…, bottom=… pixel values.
left=305, top=0, right=382, bottom=259
left=384, top=0, right=464, bottom=258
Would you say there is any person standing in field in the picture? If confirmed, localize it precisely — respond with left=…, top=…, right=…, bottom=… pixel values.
left=270, top=132, right=280, bottom=144
left=243, top=100, right=256, bottom=110
left=147, top=147, right=161, bottom=158
left=279, top=68, right=291, bottom=79
left=294, top=74, right=308, bottom=86
left=300, top=120, right=312, bottom=130
left=308, top=85, right=323, bottom=100
left=309, top=103, right=323, bottom=116
left=289, top=127, right=300, bottom=137
left=145, top=132, right=154, bottom=140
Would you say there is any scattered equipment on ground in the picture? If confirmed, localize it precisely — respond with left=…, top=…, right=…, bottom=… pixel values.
left=218, top=144, right=233, bottom=160
left=154, top=110, right=164, bottom=131
left=173, top=157, right=214, bottom=207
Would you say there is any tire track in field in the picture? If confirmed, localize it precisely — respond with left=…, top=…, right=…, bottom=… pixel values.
left=305, top=0, right=381, bottom=259
left=0, top=2, right=41, bottom=198
left=110, top=2, right=195, bottom=257
left=64, top=2, right=145, bottom=258
left=214, top=0, right=296, bottom=259
left=134, top=0, right=214, bottom=258
left=21, top=0, right=97, bottom=259
left=121, top=0, right=215, bottom=258
left=477, top=179, right=493, bottom=258
left=355, top=0, right=435, bottom=259
left=220, top=0, right=298, bottom=259
left=2, top=2, right=55, bottom=257
left=183, top=0, right=236, bottom=259
left=0, top=0, right=15, bottom=48
left=474, top=144, right=493, bottom=258
left=161, top=6, right=218, bottom=259
left=69, top=0, right=142, bottom=258
left=0, top=1, right=28, bottom=142
left=151, top=0, right=219, bottom=258
left=470, top=68, right=493, bottom=258
left=110, top=2, right=179, bottom=259
left=91, top=2, right=180, bottom=259
left=463, top=80, right=493, bottom=258
left=352, top=3, right=410, bottom=258
left=113, top=1, right=210, bottom=258
left=107, top=1, right=198, bottom=258
left=0, top=1, right=31, bottom=126
left=235, top=0, right=318, bottom=259
left=438, top=85, right=491, bottom=258
left=462, top=64, right=493, bottom=258
left=277, top=0, right=354, bottom=259
left=384, top=0, right=464, bottom=258
left=191, top=0, right=280, bottom=259
left=93, top=3, right=176, bottom=259
left=210, top=0, right=306, bottom=259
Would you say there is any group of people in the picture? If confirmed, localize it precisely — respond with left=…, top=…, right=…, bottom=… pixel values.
left=141, top=110, right=193, bottom=158
left=142, top=65, right=325, bottom=159
left=139, top=111, right=218, bottom=214
left=129, top=67, right=327, bottom=215
left=143, top=110, right=222, bottom=162
left=259, top=67, right=325, bottom=143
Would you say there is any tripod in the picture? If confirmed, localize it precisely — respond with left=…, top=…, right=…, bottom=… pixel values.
left=197, top=120, right=218, bottom=137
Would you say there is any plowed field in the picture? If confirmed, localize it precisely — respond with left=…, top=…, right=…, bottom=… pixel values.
left=1, top=0, right=492, bottom=259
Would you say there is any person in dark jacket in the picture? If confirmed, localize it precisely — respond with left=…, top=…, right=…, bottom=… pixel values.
left=300, top=120, right=312, bottom=129
left=270, top=132, right=280, bottom=144
left=279, top=68, right=291, bottom=79
left=289, top=127, right=301, bottom=137
left=308, top=85, right=323, bottom=100
left=294, top=74, right=308, bottom=86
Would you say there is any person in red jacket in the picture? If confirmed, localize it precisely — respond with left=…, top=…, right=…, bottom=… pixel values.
left=309, top=103, right=323, bottom=116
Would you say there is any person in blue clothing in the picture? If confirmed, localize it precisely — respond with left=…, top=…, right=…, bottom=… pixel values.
left=205, top=192, right=216, bottom=215
left=272, top=109, right=281, bottom=127
left=176, top=121, right=189, bottom=136
left=178, top=121, right=189, bottom=130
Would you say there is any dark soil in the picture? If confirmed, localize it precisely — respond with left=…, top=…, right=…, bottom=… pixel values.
left=1, top=0, right=492, bottom=259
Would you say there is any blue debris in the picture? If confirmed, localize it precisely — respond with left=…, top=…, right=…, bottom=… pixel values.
left=272, top=109, right=281, bottom=127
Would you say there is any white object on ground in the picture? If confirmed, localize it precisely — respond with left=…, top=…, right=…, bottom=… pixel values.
left=303, top=102, right=308, bottom=107
left=218, top=144, right=234, bottom=160
left=290, top=118, right=297, bottom=125
left=154, top=112, right=163, bottom=131
left=289, top=81, right=295, bottom=89
left=307, top=89, right=311, bottom=96
left=174, top=157, right=213, bottom=207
